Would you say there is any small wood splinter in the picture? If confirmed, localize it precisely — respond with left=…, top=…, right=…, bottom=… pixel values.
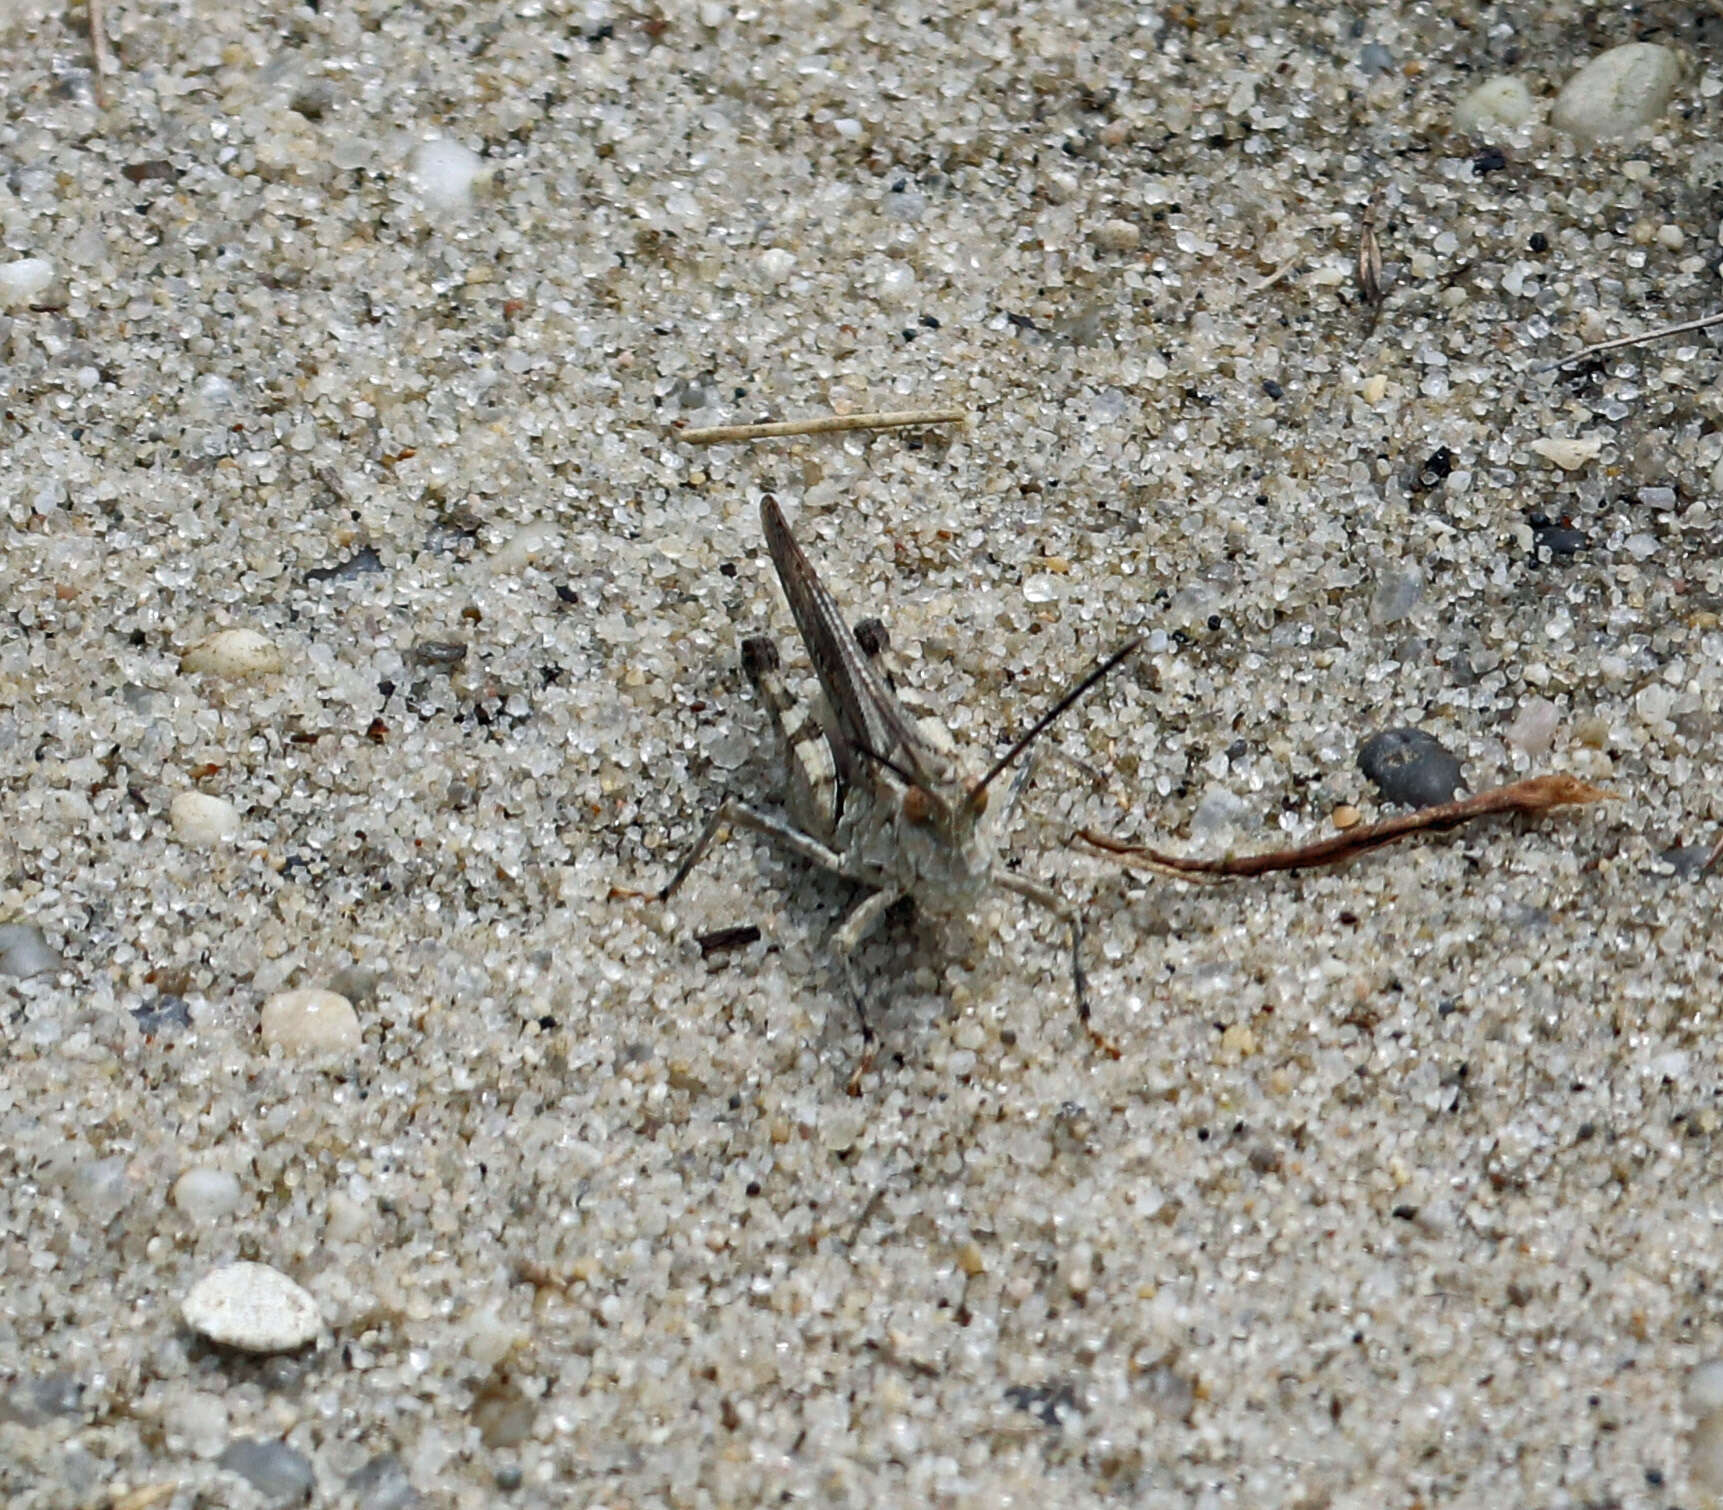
left=1546, top=311, right=1723, bottom=373
left=88, top=0, right=117, bottom=105
left=1079, top=774, right=1612, bottom=880
left=673, top=408, right=967, bottom=445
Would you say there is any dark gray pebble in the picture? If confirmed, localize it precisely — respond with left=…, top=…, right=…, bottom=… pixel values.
left=218, top=1439, right=316, bottom=1506
left=0, top=1373, right=85, bottom=1425
left=411, top=639, right=469, bottom=669
left=305, top=545, right=384, bottom=583
left=131, top=995, right=192, bottom=1034
left=348, top=1453, right=420, bottom=1510
left=1357, top=728, right=1464, bottom=808
left=1660, top=844, right=1715, bottom=880
left=0, top=922, right=62, bottom=978
left=1533, top=524, right=1587, bottom=557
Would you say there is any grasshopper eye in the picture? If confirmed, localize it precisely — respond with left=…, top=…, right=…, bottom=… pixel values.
left=902, top=786, right=935, bottom=826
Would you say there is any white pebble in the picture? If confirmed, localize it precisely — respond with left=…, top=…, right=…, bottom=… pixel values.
left=759, top=247, right=796, bottom=282
left=261, top=988, right=361, bottom=1054
left=1505, top=697, right=1560, bottom=756
left=172, top=1167, right=243, bottom=1223
left=181, top=1262, right=321, bottom=1353
left=1453, top=77, right=1535, bottom=133
left=1093, top=218, right=1141, bottom=253
left=1529, top=435, right=1603, bottom=471
left=325, top=1189, right=371, bottom=1243
left=0, top=257, right=54, bottom=309
left=410, top=138, right=484, bottom=214
left=180, top=628, right=284, bottom=678
left=163, top=1389, right=230, bottom=1458
left=1550, top=43, right=1682, bottom=141
left=465, top=1307, right=523, bottom=1369
left=876, top=262, right=916, bottom=303
left=170, top=792, right=240, bottom=847
left=490, top=521, right=560, bottom=573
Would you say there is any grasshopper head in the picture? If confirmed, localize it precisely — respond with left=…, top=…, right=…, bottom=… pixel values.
left=901, top=781, right=989, bottom=846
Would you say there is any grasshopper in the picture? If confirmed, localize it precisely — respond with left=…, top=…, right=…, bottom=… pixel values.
left=660, top=494, right=1137, bottom=1082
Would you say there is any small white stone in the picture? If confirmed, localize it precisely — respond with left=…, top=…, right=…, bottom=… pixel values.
left=325, top=1189, right=371, bottom=1243
left=1529, top=435, right=1603, bottom=471
left=261, top=988, right=361, bottom=1055
left=173, top=1167, right=243, bottom=1223
left=465, top=1307, right=522, bottom=1369
left=1550, top=43, right=1682, bottom=141
left=1453, top=77, right=1535, bottom=133
left=181, top=1262, right=321, bottom=1352
left=170, top=792, right=240, bottom=847
left=876, top=262, right=916, bottom=304
left=409, top=138, right=484, bottom=213
left=1093, top=218, right=1140, bottom=253
left=163, top=1388, right=230, bottom=1458
left=0, top=257, right=53, bottom=309
left=1505, top=697, right=1561, bottom=756
left=490, top=521, right=560, bottom=572
left=180, top=628, right=284, bottom=678
left=759, top=247, right=796, bottom=282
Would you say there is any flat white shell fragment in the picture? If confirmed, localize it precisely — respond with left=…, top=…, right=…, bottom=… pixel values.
left=181, top=1262, right=320, bottom=1352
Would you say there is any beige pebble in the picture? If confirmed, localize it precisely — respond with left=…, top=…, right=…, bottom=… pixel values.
left=260, top=988, right=361, bottom=1054
left=1093, top=218, right=1140, bottom=253
left=1453, top=76, right=1535, bottom=133
left=180, top=628, right=284, bottom=678
left=169, top=791, right=240, bottom=846
left=1358, top=374, right=1388, bottom=405
left=1529, top=436, right=1603, bottom=471
left=1219, top=1023, right=1258, bottom=1059
left=1331, top=804, right=1362, bottom=830
left=1550, top=43, right=1682, bottom=142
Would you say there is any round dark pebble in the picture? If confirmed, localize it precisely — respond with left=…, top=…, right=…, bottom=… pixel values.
left=1533, top=523, right=1587, bottom=558
left=217, top=1438, right=316, bottom=1505
left=1357, top=728, right=1464, bottom=809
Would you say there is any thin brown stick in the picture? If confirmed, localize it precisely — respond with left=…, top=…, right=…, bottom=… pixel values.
left=1545, top=310, right=1723, bottom=372
left=88, top=0, right=116, bottom=104
left=673, top=408, right=967, bottom=444
left=1078, top=774, right=1612, bottom=879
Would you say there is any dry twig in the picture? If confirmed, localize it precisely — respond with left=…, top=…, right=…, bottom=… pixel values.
left=1078, top=774, right=1611, bottom=880
left=88, top=0, right=117, bottom=104
left=673, top=408, right=967, bottom=444
left=1545, top=310, right=1723, bottom=372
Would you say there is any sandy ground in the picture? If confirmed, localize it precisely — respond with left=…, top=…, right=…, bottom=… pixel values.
left=3, top=2, right=1723, bottom=1506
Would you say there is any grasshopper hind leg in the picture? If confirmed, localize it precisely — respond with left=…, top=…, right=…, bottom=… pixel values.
left=742, top=634, right=840, bottom=844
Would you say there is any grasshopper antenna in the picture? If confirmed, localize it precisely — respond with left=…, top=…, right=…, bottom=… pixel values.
left=968, top=638, right=1141, bottom=811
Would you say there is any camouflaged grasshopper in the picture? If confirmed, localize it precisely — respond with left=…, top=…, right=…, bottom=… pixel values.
left=660, top=494, right=1137, bottom=1081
